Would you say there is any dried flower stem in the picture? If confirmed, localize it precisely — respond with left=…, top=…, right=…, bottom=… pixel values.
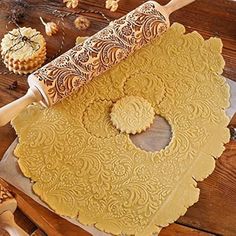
left=39, top=17, right=46, bottom=26
left=48, top=9, right=110, bottom=60
left=40, top=17, right=59, bottom=36
left=46, top=17, right=65, bottom=61
left=52, top=9, right=110, bottom=23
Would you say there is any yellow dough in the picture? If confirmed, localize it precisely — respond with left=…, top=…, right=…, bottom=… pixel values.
left=12, top=23, right=230, bottom=236
left=111, top=96, right=155, bottom=134
left=75, top=36, right=89, bottom=45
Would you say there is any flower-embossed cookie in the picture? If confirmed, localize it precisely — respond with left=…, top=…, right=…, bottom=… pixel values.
left=111, top=96, right=155, bottom=134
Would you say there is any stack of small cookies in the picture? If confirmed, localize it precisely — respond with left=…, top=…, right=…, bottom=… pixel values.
left=1, top=27, right=46, bottom=75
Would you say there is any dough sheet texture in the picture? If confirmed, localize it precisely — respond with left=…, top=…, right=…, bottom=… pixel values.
left=12, top=23, right=230, bottom=236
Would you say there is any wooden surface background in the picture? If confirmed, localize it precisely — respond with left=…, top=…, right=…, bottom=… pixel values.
left=0, top=0, right=236, bottom=235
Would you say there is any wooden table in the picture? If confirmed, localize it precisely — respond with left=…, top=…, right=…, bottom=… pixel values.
left=0, top=0, right=236, bottom=235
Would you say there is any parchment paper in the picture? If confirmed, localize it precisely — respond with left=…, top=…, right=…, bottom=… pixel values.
left=0, top=78, right=235, bottom=236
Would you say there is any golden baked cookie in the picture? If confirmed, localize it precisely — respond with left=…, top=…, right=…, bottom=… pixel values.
left=4, top=51, right=46, bottom=70
left=111, top=96, right=155, bottom=134
left=3, top=60, right=45, bottom=75
left=1, top=27, right=46, bottom=74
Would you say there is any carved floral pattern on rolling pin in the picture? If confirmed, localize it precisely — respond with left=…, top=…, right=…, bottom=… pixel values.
left=31, top=1, right=168, bottom=105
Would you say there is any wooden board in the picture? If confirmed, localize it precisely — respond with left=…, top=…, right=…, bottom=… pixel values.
left=159, top=224, right=215, bottom=236
left=0, top=178, right=91, bottom=236
left=0, top=0, right=236, bottom=235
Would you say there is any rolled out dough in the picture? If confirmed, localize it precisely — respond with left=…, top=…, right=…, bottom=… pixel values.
left=12, top=23, right=230, bottom=236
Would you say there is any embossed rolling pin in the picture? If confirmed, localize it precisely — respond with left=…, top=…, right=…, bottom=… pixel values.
left=0, top=0, right=195, bottom=126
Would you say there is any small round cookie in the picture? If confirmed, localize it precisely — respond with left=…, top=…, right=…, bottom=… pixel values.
left=110, top=96, right=155, bottom=134
left=4, top=52, right=46, bottom=71
left=4, top=60, right=45, bottom=75
left=1, top=27, right=46, bottom=74
left=4, top=47, right=46, bottom=63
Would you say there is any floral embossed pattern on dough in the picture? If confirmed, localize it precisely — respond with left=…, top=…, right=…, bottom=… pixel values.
left=12, top=23, right=230, bottom=236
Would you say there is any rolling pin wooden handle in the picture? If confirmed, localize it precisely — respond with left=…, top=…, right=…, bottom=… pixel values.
left=0, top=87, right=42, bottom=127
left=0, top=210, right=28, bottom=236
left=164, top=0, right=196, bottom=15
